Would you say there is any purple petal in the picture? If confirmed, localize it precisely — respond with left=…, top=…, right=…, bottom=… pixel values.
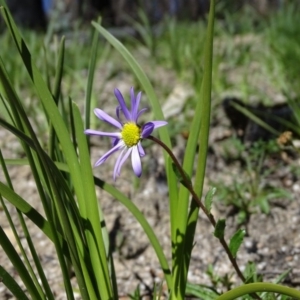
left=113, top=148, right=126, bottom=180
left=138, top=142, right=145, bottom=157
left=115, top=147, right=132, bottom=177
left=111, top=137, right=120, bottom=147
left=94, top=108, right=122, bottom=129
left=130, top=87, right=135, bottom=113
left=84, top=129, right=121, bottom=139
left=131, top=146, right=142, bottom=177
left=94, top=141, right=124, bottom=167
left=150, top=120, right=168, bottom=129
left=136, top=92, right=142, bottom=109
left=114, top=89, right=131, bottom=121
left=131, top=88, right=142, bottom=121
left=136, top=107, right=148, bottom=121
left=141, top=122, right=155, bottom=138
left=116, top=106, right=121, bottom=119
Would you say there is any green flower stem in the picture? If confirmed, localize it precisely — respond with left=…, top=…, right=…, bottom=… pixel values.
left=216, top=283, right=300, bottom=300
left=147, top=135, right=258, bottom=297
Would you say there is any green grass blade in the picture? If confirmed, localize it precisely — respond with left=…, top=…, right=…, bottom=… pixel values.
left=85, top=19, right=100, bottom=130
left=185, top=0, right=216, bottom=275
left=0, top=180, right=72, bottom=258
left=193, top=0, right=215, bottom=220
left=0, top=180, right=52, bottom=237
left=0, top=265, right=30, bottom=300
left=49, top=36, right=65, bottom=158
left=0, top=226, right=42, bottom=299
left=0, top=92, right=14, bottom=123
left=52, top=36, right=65, bottom=104
left=172, top=1, right=216, bottom=298
left=4, top=158, right=32, bottom=165
left=73, top=102, right=113, bottom=299
left=185, top=282, right=219, bottom=299
left=230, top=101, right=279, bottom=136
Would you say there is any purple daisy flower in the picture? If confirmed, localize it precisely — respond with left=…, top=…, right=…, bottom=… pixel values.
left=84, top=87, right=167, bottom=180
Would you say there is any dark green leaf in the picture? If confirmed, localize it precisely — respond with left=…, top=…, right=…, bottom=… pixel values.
left=0, top=227, right=41, bottom=299
left=229, top=229, right=246, bottom=258
left=0, top=266, right=30, bottom=300
left=186, top=282, right=219, bottom=299
left=205, top=187, right=216, bottom=213
left=214, top=219, right=226, bottom=239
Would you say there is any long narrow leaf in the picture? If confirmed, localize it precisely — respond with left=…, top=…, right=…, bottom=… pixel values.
left=172, top=1, right=216, bottom=298
left=49, top=36, right=65, bottom=159
left=0, top=181, right=52, bottom=239
left=185, top=0, right=216, bottom=275
left=0, top=226, right=42, bottom=299
left=73, top=102, right=113, bottom=299
left=85, top=19, right=100, bottom=130
left=0, top=265, right=30, bottom=300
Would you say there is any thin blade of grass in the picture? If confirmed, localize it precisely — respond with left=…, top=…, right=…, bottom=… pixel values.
left=0, top=226, right=42, bottom=299
left=85, top=18, right=100, bottom=130
left=230, top=101, right=279, bottom=136
left=0, top=265, right=30, bottom=300
left=49, top=36, right=65, bottom=159
left=172, top=0, right=215, bottom=298
left=72, top=102, right=113, bottom=299
left=185, top=0, right=216, bottom=273
left=0, top=179, right=68, bottom=251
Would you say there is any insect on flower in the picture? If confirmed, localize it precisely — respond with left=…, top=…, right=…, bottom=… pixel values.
left=84, top=87, right=167, bottom=180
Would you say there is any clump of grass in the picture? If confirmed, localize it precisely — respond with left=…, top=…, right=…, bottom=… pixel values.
left=265, top=3, right=300, bottom=96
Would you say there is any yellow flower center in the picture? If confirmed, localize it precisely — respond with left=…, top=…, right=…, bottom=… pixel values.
left=121, top=123, right=141, bottom=147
